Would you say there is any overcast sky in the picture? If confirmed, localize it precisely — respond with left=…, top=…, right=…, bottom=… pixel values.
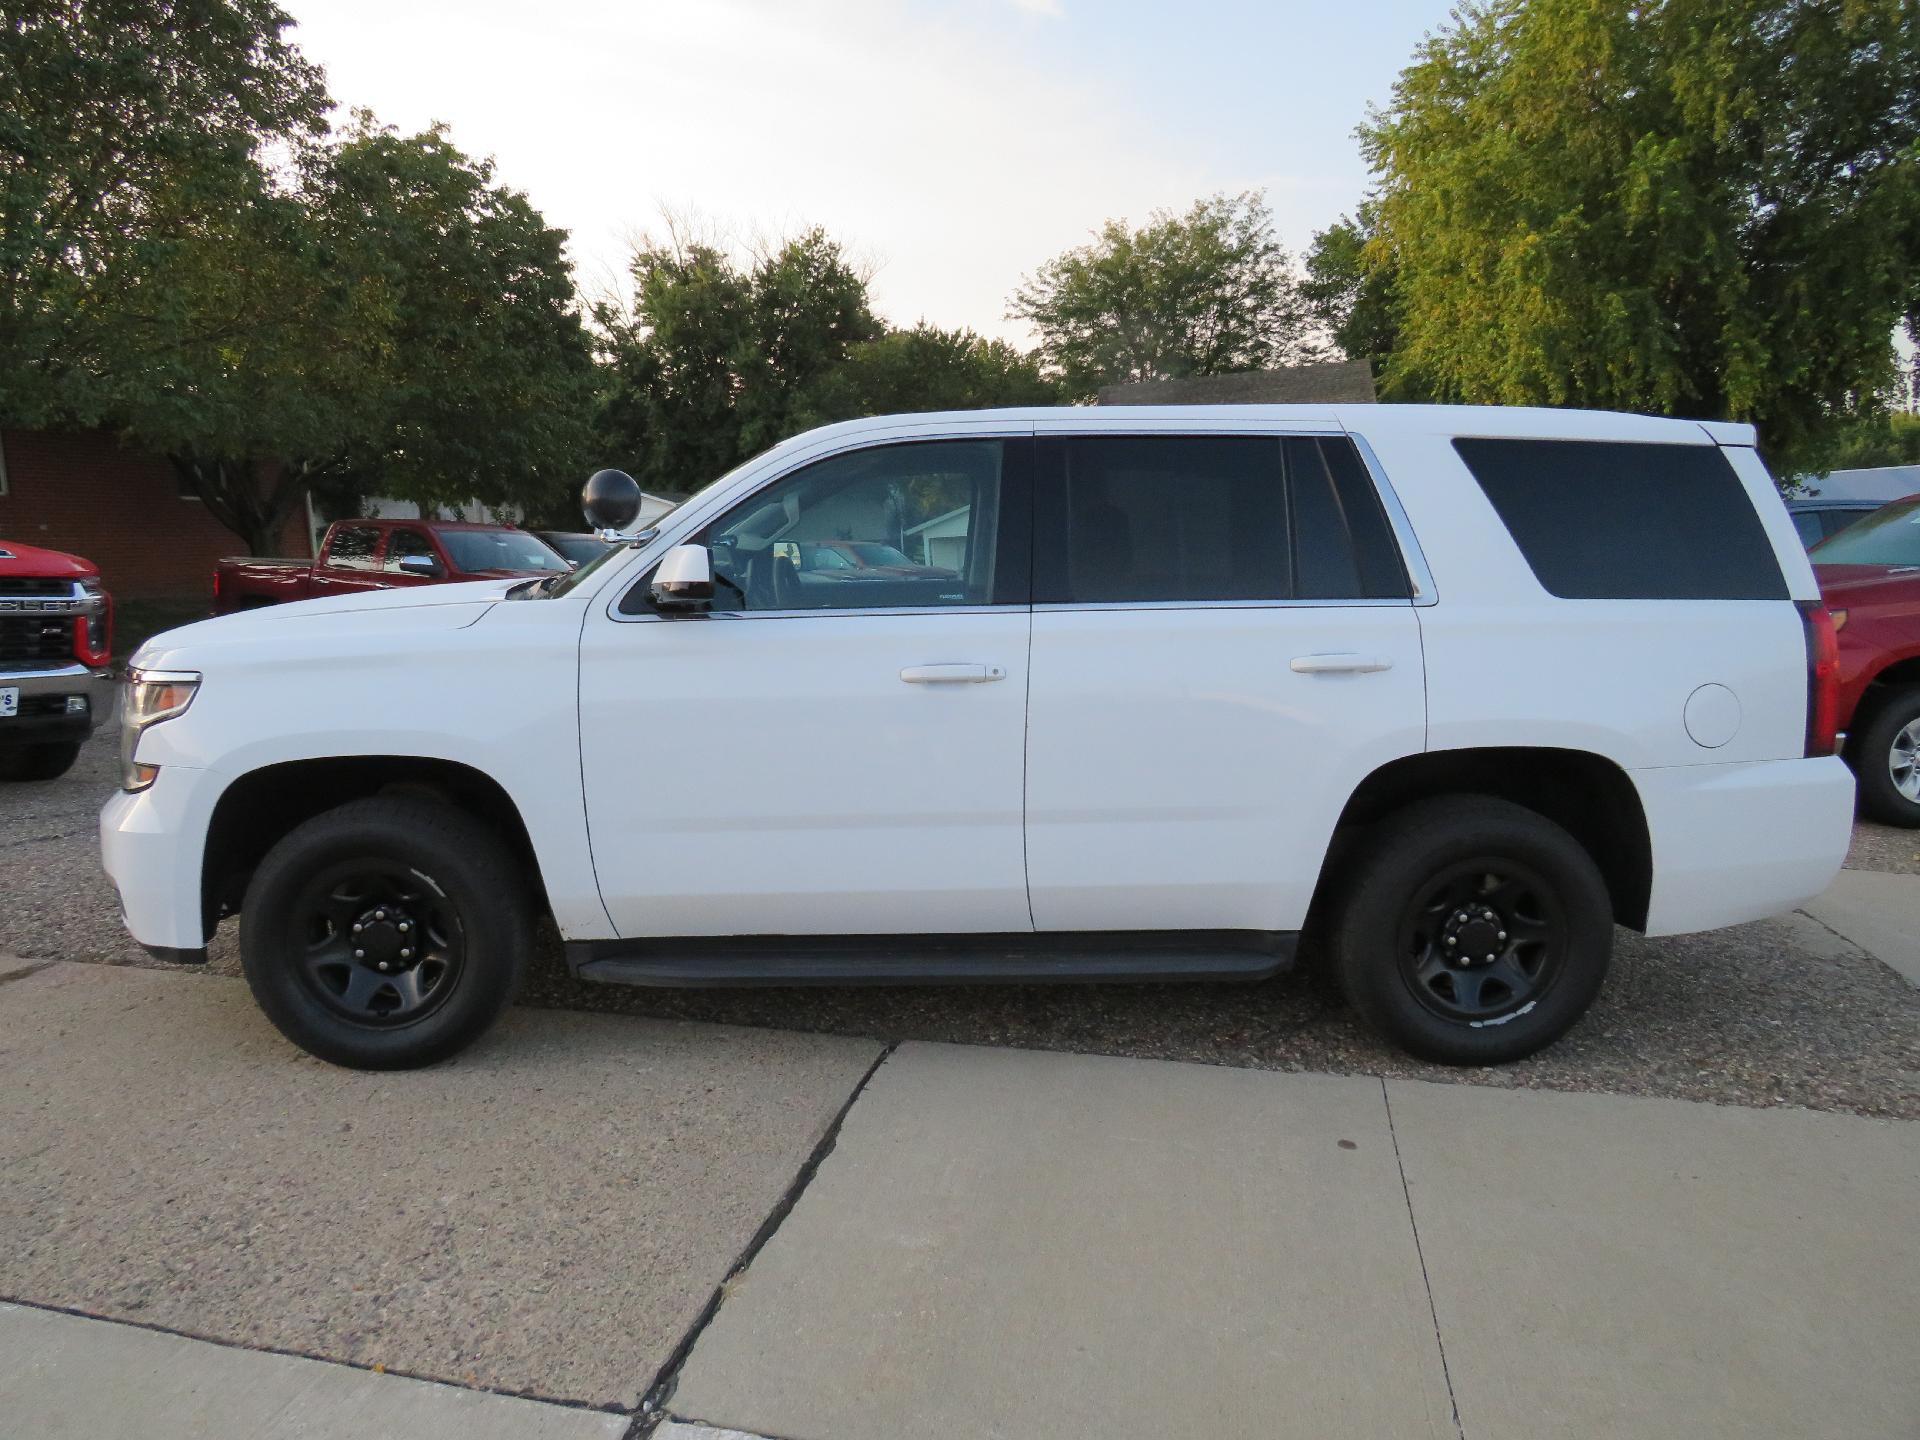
left=289, top=0, right=1457, bottom=342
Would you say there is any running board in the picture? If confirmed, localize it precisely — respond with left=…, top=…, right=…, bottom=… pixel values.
left=565, top=931, right=1296, bottom=988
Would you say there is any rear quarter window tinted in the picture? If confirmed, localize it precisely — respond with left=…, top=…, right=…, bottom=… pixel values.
left=1453, top=438, right=1788, bottom=601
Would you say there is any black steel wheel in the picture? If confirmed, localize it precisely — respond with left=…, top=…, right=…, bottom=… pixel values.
left=1331, top=795, right=1612, bottom=1064
left=241, top=795, right=530, bottom=1069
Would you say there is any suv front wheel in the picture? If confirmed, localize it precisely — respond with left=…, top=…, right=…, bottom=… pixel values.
left=1331, top=796, right=1613, bottom=1065
left=240, top=796, right=530, bottom=1069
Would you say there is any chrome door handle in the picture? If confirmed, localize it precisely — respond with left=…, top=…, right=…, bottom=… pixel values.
left=899, top=664, right=1006, bottom=684
left=1290, top=653, right=1393, bottom=674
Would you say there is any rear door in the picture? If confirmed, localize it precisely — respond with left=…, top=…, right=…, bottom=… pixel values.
left=1022, top=430, right=1427, bottom=934
left=309, top=524, right=387, bottom=597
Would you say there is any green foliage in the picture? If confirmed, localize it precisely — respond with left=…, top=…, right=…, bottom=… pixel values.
left=1302, top=202, right=1414, bottom=396
left=1009, top=192, right=1318, bottom=401
left=800, top=323, right=1058, bottom=424
left=595, top=228, right=886, bottom=494
left=115, top=115, right=595, bottom=552
left=0, top=0, right=328, bottom=427
left=1362, top=0, right=1920, bottom=471
left=1815, top=411, right=1920, bottom=473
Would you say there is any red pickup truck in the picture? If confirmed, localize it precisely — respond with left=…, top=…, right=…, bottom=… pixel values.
left=213, top=519, right=570, bottom=614
left=1812, top=493, right=1920, bottom=827
left=0, top=538, right=113, bottom=781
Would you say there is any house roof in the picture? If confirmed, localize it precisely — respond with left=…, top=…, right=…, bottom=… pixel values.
left=1097, top=359, right=1378, bottom=407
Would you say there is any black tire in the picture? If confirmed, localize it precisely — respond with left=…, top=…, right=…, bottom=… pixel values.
left=1848, top=685, right=1920, bottom=829
left=1330, top=796, right=1612, bottom=1065
left=0, top=740, right=83, bottom=782
left=240, top=796, right=530, bottom=1069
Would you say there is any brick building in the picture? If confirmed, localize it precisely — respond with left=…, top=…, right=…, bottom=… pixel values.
left=0, top=430, right=310, bottom=598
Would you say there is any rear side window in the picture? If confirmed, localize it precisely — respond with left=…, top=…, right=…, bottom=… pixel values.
left=326, top=526, right=380, bottom=570
left=1033, top=434, right=1408, bottom=604
left=1454, top=439, right=1787, bottom=600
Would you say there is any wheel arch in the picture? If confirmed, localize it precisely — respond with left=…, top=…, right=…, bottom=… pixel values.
left=201, top=755, right=546, bottom=937
left=1314, top=746, right=1653, bottom=931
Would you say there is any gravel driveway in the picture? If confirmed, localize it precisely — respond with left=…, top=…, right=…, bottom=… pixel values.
left=10, top=728, right=1918, bottom=1120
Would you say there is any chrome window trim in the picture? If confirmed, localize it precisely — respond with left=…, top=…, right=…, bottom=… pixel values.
left=609, top=603, right=1020, bottom=625
left=1341, top=428, right=1437, bottom=606
left=1034, top=597, right=1414, bottom=614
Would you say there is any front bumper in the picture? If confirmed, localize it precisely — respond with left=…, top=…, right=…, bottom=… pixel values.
left=1635, top=755, right=1856, bottom=936
left=0, top=664, right=114, bottom=746
left=101, top=764, right=216, bottom=956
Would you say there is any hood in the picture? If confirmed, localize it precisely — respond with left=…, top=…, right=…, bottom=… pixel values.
left=0, top=538, right=98, bottom=581
left=1814, top=562, right=1920, bottom=603
left=130, top=580, right=518, bottom=671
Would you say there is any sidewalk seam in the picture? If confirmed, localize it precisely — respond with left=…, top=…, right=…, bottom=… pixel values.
left=0, top=961, right=57, bottom=987
left=629, top=1040, right=899, bottom=1439
left=1381, top=1077, right=1467, bottom=1440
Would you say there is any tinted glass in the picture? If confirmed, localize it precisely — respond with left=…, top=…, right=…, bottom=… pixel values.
left=1036, top=436, right=1289, bottom=603
left=437, top=528, right=569, bottom=573
left=540, top=532, right=613, bottom=565
left=1810, top=497, right=1920, bottom=566
left=664, top=439, right=1012, bottom=613
left=383, top=528, right=437, bottom=572
left=1790, top=510, right=1826, bottom=548
left=1287, top=437, right=1409, bottom=599
left=326, top=526, right=380, bottom=570
left=1454, top=438, right=1788, bottom=600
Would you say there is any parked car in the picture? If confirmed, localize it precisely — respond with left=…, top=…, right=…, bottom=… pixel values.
left=103, top=406, right=1853, bottom=1072
left=1786, top=496, right=1883, bottom=549
left=0, top=538, right=113, bottom=781
left=213, top=519, right=568, bottom=613
left=1811, top=493, right=1920, bottom=825
left=533, top=530, right=617, bottom=566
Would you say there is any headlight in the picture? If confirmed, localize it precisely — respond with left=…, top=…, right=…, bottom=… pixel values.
left=120, top=668, right=200, bottom=792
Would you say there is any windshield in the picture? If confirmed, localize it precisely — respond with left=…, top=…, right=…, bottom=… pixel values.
left=541, top=532, right=614, bottom=565
left=1810, top=498, right=1920, bottom=566
left=544, top=539, right=629, bottom=596
left=435, top=528, right=569, bottom=573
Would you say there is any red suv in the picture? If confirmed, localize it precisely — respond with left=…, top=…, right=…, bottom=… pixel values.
left=1812, top=494, right=1920, bottom=827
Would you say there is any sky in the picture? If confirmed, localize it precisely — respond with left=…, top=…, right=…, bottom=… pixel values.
left=287, top=0, right=1458, bottom=343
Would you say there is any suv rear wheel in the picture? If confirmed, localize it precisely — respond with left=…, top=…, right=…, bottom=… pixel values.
left=240, top=796, right=530, bottom=1069
left=1848, top=685, right=1920, bottom=829
left=1331, top=796, right=1612, bottom=1064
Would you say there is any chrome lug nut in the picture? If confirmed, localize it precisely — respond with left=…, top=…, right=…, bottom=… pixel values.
left=397, top=921, right=409, bottom=933
left=353, top=949, right=365, bottom=959
left=1497, top=930, right=1507, bottom=941
left=400, top=948, right=412, bottom=960
left=352, top=923, right=363, bottom=934
left=374, top=909, right=387, bottom=921
left=378, top=961, right=390, bottom=971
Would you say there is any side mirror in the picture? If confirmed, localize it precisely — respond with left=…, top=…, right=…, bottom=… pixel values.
left=582, top=468, right=643, bottom=534
left=396, top=554, right=441, bottom=577
left=650, top=544, right=714, bottom=608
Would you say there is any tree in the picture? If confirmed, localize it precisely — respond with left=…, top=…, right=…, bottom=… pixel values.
left=596, top=227, right=882, bottom=494
left=1817, top=411, right=1920, bottom=473
left=116, top=117, right=597, bottom=553
left=800, top=323, right=1058, bottom=424
left=0, top=0, right=329, bottom=427
left=1361, top=0, right=1920, bottom=471
left=1008, top=192, right=1318, bottom=400
left=1301, top=202, right=1410, bottom=393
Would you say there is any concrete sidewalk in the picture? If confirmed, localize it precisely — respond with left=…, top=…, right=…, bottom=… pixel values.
left=1803, top=867, right=1920, bottom=986
left=0, top=1303, right=627, bottom=1440
left=4, top=965, right=1916, bottom=1438
left=666, top=1044, right=1920, bottom=1440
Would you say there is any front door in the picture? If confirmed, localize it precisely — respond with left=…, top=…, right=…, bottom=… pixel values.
left=579, top=434, right=1035, bottom=939
left=1022, top=430, right=1428, bottom=934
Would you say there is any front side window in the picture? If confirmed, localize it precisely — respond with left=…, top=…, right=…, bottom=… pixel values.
left=383, top=528, right=438, bottom=572
left=638, top=439, right=1015, bottom=613
left=325, top=526, right=381, bottom=570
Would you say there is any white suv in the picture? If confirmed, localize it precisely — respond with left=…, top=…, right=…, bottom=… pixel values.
left=100, top=405, right=1855, bottom=1069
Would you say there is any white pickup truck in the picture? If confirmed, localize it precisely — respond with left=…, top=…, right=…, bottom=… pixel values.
left=101, top=405, right=1855, bottom=1070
